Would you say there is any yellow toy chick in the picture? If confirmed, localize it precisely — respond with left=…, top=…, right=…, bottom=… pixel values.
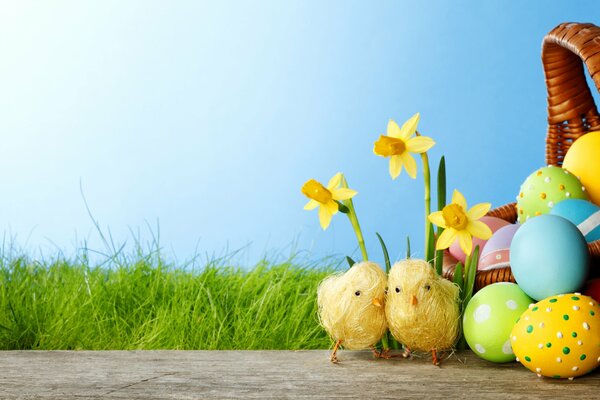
left=386, top=258, right=460, bottom=365
left=317, top=261, right=387, bottom=363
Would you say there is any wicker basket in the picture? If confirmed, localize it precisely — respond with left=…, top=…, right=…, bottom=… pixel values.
left=444, top=22, right=600, bottom=291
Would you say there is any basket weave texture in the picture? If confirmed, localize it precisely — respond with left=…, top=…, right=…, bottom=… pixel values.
left=444, top=22, right=600, bottom=290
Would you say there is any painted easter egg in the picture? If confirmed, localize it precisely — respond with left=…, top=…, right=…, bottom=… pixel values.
left=510, top=214, right=589, bottom=300
left=449, top=216, right=510, bottom=264
left=516, top=166, right=588, bottom=224
left=584, top=279, right=600, bottom=302
left=478, top=224, right=520, bottom=271
left=550, top=199, right=600, bottom=242
left=563, top=131, right=600, bottom=206
left=510, top=294, right=600, bottom=379
left=463, top=283, right=534, bottom=362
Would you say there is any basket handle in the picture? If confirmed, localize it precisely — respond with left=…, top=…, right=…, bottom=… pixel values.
left=542, top=22, right=600, bottom=166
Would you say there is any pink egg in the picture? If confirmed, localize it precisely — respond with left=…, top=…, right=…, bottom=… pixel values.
left=478, top=224, right=520, bottom=271
left=448, top=216, right=511, bottom=264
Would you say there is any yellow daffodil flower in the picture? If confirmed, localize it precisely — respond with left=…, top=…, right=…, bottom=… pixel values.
left=428, top=190, right=493, bottom=256
left=301, top=173, right=357, bottom=230
left=373, top=113, right=435, bottom=179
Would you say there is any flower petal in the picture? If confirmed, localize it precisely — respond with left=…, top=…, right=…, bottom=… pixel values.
left=318, top=206, right=333, bottom=230
left=406, top=136, right=435, bottom=154
left=387, top=119, right=402, bottom=138
left=457, top=230, right=473, bottom=256
left=304, top=199, right=319, bottom=210
left=428, top=211, right=447, bottom=228
left=332, top=188, right=357, bottom=201
left=399, top=112, right=420, bottom=140
left=326, top=200, right=339, bottom=215
left=467, top=202, right=491, bottom=220
left=400, top=152, right=418, bottom=179
left=389, top=155, right=403, bottom=179
left=327, top=172, right=343, bottom=190
left=467, top=220, right=493, bottom=240
left=452, top=190, right=468, bottom=210
left=436, top=228, right=457, bottom=250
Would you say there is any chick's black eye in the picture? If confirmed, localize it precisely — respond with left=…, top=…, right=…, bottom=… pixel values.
left=395, top=287, right=401, bottom=293
left=384, top=288, right=388, bottom=295
left=354, top=291, right=361, bottom=296
left=424, top=285, right=431, bottom=291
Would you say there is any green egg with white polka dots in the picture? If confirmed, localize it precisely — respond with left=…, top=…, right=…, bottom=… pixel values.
left=516, top=166, right=588, bottom=223
left=463, top=283, right=534, bottom=363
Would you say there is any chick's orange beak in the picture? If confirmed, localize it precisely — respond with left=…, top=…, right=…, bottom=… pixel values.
left=372, top=297, right=383, bottom=308
left=411, top=295, right=418, bottom=306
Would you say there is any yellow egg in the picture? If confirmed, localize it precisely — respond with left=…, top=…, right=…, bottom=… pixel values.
left=563, top=131, right=600, bottom=205
left=510, top=294, right=600, bottom=379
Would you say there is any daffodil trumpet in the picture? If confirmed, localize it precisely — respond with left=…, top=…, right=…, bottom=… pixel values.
left=301, top=172, right=368, bottom=261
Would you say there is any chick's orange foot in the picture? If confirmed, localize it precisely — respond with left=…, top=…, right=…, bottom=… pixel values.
left=431, top=349, right=440, bottom=366
left=371, top=347, right=392, bottom=359
left=330, top=340, right=342, bottom=363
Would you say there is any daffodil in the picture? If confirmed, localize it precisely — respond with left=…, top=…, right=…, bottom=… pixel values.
left=302, top=173, right=357, bottom=230
left=373, top=113, right=435, bottom=179
left=428, top=190, right=493, bottom=256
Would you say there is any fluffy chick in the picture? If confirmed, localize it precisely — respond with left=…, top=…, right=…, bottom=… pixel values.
left=317, top=261, right=387, bottom=363
left=385, top=258, right=460, bottom=365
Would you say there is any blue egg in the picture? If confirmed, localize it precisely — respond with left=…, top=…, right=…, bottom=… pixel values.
left=510, top=214, right=589, bottom=300
left=550, top=199, right=600, bottom=242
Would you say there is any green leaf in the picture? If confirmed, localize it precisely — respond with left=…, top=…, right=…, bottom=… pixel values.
left=434, top=242, right=444, bottom=276
left=426, top=223, right=435, bottom=266
left=406, top=236, right=411, bottom=259
left=437, top=156, right=446, bottom=211
left=453, top=261, right=464, bottom=290
left=375, top=232, right=391, bottom=274
left=345, top=256, right=356, bottom=268
left=463, top=245, right=480, bottom=308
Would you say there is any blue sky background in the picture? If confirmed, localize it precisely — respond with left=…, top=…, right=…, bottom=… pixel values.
left=1, top=1, right=599, bottom=266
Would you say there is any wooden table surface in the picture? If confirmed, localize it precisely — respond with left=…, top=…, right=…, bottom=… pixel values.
left=0, top=350, right=598, bottom=399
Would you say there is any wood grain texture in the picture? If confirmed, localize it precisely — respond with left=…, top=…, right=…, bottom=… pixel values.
left=0, top=350, right=598, bottom=399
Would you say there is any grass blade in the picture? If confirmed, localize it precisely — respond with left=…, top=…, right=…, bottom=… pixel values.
left=406, top=236, right=411, bottom=259
left=375, top=233, right=391, bottom=274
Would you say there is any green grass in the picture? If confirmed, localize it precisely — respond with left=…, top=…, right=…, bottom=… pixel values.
left=0, top=251, right=338, bottom=350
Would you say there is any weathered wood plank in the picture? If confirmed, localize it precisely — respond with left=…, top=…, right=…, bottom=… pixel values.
left=0, top=350, right=598, bottom=399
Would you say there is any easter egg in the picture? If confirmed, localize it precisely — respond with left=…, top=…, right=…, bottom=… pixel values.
left=510, top=214, right=589, bottom=300
left=584, top=279, right=600, bottom=302
left=478, top=224, right=520, bottom=271
left=463, top=283, right=534, bottom=362
left=550, top=199, right=600, bottom=242
left=516, top=166, right=588, bottom=223
left=510, top=294, right=600, bottom=379
left=449, top=216, right=510, bottom=264
left=563, top=131, right=600, bottom=205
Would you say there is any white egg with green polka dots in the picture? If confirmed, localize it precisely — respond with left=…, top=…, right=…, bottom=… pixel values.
left=463, top=283, right=534, bottom=363
left=511, top=293, right=600, bottom=379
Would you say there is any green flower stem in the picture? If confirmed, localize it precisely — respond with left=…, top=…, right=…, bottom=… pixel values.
left=341, top=175, right=368, bottom=261
left=416, top=131, right=433, bottom=263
